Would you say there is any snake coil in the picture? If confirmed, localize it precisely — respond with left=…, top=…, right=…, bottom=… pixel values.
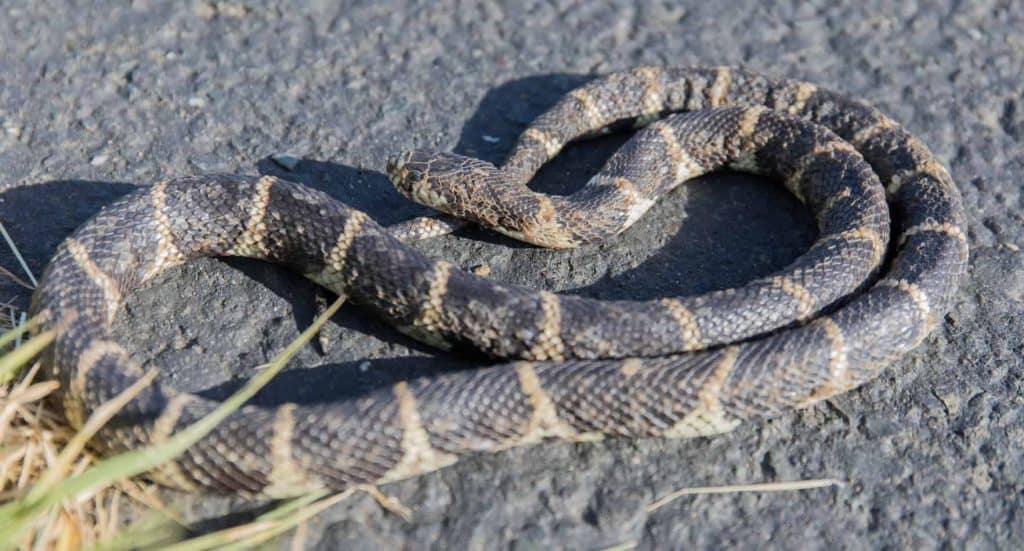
left=30, top=67, right=967, bottom=496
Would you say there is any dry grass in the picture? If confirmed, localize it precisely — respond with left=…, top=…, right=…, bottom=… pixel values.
left=0, top=294, right=379, bottom=550
left=0, top=355, right=174, bottom=550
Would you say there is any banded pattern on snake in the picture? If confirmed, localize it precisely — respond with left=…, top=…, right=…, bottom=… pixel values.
left=29, top=66, right=967, bottom=496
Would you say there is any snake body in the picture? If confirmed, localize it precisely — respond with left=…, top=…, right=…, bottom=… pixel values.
left=30, top=67, right=967, bottom=496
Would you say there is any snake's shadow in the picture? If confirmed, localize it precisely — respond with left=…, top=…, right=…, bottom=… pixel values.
left=446, top=73, right=817, bottom=299
left=0, top=180, right=140, bottom=309
left=452, top=73, right=811, bottom=301
left=450, top=74, right=817, bottom=300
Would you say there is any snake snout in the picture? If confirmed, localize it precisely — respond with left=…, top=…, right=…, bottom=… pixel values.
left=387, top=149, right=438, bottom=171
left=386, top=150, right=428, bottom=196
left=387, top=150, right=498, bottom=211
left=387, top=150, right=464, bottom=194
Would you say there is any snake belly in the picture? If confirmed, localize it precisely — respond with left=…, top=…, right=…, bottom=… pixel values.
left=29, top=66, right=967, bottom=496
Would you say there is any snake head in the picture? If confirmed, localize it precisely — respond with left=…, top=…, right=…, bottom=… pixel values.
left=386, top=150, right=496, bottom=215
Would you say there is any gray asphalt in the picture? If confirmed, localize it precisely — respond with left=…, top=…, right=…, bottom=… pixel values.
left=1, top=1, right=1021, bottom=548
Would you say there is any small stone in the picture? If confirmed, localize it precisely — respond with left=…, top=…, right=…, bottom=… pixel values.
left=194, top=1, right=216, bottom=19
left=196, top=1, right=249, bottom=19
left=931, top=388, right=960, bottom=416
left=217, top=2, right=250, bottom=18
left=861, top=414, right=901, bottom=438
left=90, top=155, right=109, bottom=166
left=172, top=333, right=189, bottom=350
left=358, top=361, right=371, bottom=372
left=482, top=134, right=500, bottom=143
left=187, top=96, right=207, bottom=108
left=471, top=263, right=492, bottom=277
left=270, top=153, right=301, bottom=171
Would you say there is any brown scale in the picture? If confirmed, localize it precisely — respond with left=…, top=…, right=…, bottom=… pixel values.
left=30, top=67, right=967, bottom=495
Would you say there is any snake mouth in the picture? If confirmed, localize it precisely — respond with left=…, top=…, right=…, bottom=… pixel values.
left=385, top=150, right=420, bottom=196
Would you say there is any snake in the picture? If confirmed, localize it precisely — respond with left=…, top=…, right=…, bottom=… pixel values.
left=29, top=66, right=967, bottom=496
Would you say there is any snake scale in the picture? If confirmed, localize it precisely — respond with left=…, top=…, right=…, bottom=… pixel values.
left=29, top=67, right=967, bottom=496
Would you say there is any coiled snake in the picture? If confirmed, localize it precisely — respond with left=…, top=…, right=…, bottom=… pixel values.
left=30, top=67, right=967, bottom=496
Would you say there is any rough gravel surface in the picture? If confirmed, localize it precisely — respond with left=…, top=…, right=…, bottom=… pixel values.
left=1, top=1, right=1022, bottom=549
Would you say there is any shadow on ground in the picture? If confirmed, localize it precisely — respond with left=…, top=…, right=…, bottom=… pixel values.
left=0, top=180, right=139, bottom=308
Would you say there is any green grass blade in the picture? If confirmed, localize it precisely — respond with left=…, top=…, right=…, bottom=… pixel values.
left=85, top=515, right=183, bottom=551
left=26, top=369, right=159, bottom=501
left=0, top=295, right=346, bottom=547
left=0, top=315, right=37, bottom=351
left=162, top=489, right=354, bottom=551
left=0, top=329, right=53, bottom=384
left=0, top=219, right=38, bottom=288
left=252, top=489, right=331, bottom=522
